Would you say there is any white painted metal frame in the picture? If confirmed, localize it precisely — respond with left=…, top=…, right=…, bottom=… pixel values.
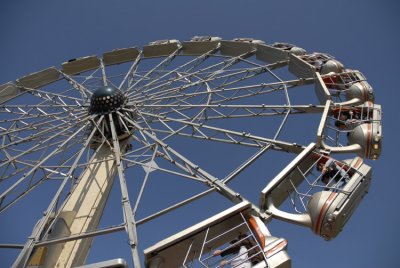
left=0, top=37, right=382, bottom=268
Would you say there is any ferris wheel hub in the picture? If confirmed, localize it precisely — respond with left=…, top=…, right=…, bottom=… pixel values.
left=89, top=86, right=126, bottom=114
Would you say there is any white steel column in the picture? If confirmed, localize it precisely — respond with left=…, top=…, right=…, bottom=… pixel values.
left=51, top=143, right=124, bottom=267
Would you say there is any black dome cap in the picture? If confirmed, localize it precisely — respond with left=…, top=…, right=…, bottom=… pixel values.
left=89, top=86, right=126, bottom=114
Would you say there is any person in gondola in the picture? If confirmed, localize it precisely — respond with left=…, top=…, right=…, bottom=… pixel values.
left=213, top=234, right=263, bottom=268
left=334, top=109, right=362, bottom=130
left=317, top=157, right=350, bottom=188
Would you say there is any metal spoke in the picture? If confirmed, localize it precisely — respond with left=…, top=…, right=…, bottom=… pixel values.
left=18, top=85, right=84, bottom=104
left=129, top=62, right=271, bottom=103
left=222, top=144, right=272, bottom=184
left=0, top=112, right=88, bottom=151
left=60, top=70, right=93, bottom=101
left=132, top=104, right=323, bottom=120
left=127, top=46, right=182, bottom=91
left=0, top=139, right=81, bottom=213
left=131, top=77, right=312, bottom=103
left=100, top=59, right=108, bottom=86
left=126, top=49, right=255, bottom=100
left=119, top=51, right=143, bottom=90
left=0, top=110, right=87, bottom=138
left=108, top=113, right=142, bottom=268
left=127, top=110, right=305, bottom=153
left=11, top=116, right=105, bottom=267
left=132, top=144, right=158, bottom=214
left=0, top=120, right=91, bottom=211
left=126, top=45, right=220, bottom=96
left=119, top=115, right=270, bottom=219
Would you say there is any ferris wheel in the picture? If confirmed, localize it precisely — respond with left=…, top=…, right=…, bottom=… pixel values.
left=0, top=37, right=382, bottom=268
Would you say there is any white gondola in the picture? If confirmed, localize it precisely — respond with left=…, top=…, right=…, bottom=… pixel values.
left=256, top=42, right=306, bottom=64
left=143, top=39, right=182, bottom=58
left=61, top=56, right=101, bottom=76
left=260, top=143, right=372, bottom=240
left=102, top=47, right=141, bottom=66
left=289, top=52, right=344, bottom=79
left=16, top=67, right=60, bottom=89
left=0, top=82, right=21, bottom=104
left=220, top=39, right=262, bottom=57
left=182, top=36, right=221, bottom=56
left=144, top=202, right=290, bottom=268
left=320, top=70, right=374, bottom=105
left=321, top=102, right=382, bottom=159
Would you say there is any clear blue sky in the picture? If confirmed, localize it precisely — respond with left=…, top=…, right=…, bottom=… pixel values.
left=0, top=1, right=399, bottom=267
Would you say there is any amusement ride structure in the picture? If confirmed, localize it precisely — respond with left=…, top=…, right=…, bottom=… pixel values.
left=0, top=37, right=382, bottom=268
